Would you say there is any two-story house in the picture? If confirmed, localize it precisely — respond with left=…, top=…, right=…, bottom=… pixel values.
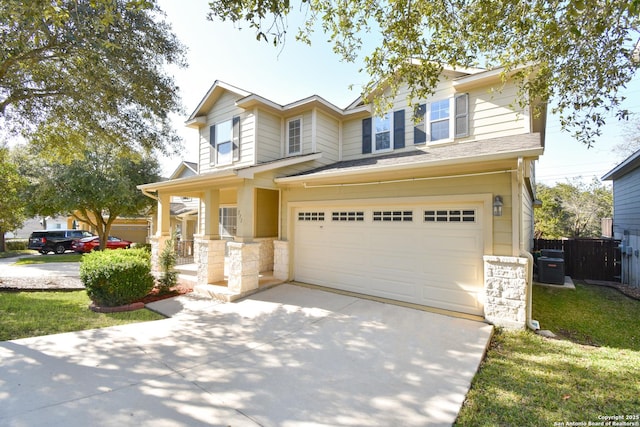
left=139, top=66, right=547, bottom=329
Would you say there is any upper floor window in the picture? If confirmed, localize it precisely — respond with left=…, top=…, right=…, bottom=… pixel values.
left=414, top=93, right=469, bottom=144
left=429, top=99, right=450, bottom=141
left=209, top=116, right=240, bottom=166
left=215, top=119, right=233, bottom=165
left=362, top=110, right=405, bottom=154
left=374, top=114, right=392, bottom=152
left=287, top=117, right=302, bottom=155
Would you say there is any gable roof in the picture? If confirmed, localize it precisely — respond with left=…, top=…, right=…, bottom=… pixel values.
left=276, top=133, right=543, bottom=184
left=602, top=148, right=640, bottom=181
left=185, top=80, right=370, bottom=128
left=169, top=161, right=198, bottom=180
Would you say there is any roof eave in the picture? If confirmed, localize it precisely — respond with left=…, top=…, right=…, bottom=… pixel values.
left=602, top=149, right=640, bottom=180
left=274, top=147, right=543, bottom=185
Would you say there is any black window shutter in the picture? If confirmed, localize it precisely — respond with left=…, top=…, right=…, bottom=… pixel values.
left=209, top=124, right=216, bottom=164
left=362, top=118, right=372, bottom=154
left=414, top=104, right=426, bottom=144
left=232, top=116, right=240, bottom=161
left=393, top=109, right=405, bottom=149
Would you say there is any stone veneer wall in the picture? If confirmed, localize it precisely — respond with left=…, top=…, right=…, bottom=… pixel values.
left=254, top=237, right=275, bottom=273
left=194, top=237, right=225, bottom=285
left=227, top=242, right=259, bottom=294
left=483, top=255, right=529, bottom=330
left=273, top=240, right=289, bottom=281
left=149, top=235, right=170, bottom=273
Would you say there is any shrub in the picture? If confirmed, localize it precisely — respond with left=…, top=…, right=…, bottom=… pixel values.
left=158, top=233, right=178, bottom=293
left=80, top=248, right=155, bottom=307
left=6, top=239, right=28, bottom=251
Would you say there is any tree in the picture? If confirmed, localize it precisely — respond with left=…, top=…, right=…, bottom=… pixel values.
left=208, top=0, right=640, bottom=147
left=535, top=178, right=612, bottom=239
left=614, top=115, right=640, bottom=160
left=0, top=0, right=186, bottom=159
left=17, top=145, right=160, bottom=250
left=0, top=144, right=27, bottom=251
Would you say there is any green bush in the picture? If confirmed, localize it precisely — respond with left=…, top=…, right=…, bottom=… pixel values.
left=6, top=239, right=28, bottom=250
left=80, top=248, right=155, bottom=307
left=158, top=234, right=177, bottom=292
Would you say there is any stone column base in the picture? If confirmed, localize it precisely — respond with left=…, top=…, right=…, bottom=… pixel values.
left=273, top=240, right=290, bottom=281
left=195, top=237, right=226, bottom=285
left=483, top=255, right=529, bottom=330
left=227, top=242, right=260, bottom=294
left=150, top=234, right=170, bottom=273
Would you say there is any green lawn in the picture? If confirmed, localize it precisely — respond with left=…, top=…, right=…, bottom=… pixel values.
left=456, top=282, right=640, bottom=425
left=13, top=253, right=83, bottom=264
left=0, top=291, right=165, bottom=341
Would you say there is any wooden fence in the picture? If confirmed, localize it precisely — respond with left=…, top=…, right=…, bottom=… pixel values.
left=533, top=239, right=621, bottom=281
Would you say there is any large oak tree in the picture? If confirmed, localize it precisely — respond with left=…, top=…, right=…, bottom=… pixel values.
left=16, top=145, right=161, bottom=250
left=0, top=144, right=27, bottom=252
left=208, top=0, right=640, bottom=146
left=0, top=0, right=186, bottom=158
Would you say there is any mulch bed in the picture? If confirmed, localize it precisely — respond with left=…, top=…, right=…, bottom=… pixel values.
left=133, top=283, right=193, bottom=304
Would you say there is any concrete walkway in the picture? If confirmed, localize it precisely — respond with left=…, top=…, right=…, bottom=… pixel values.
left=0, top=255, right=79, bottom=276
left=0, top=284, right=493, bottom=426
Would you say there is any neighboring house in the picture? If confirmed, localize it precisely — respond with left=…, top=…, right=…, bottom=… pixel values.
left=602, top=148, right=640, bottom=287
left=4, top=216, right=69, bottom=239
left=146, top=161, right=200, bottom=242
left=74, top=214, right=149, bottom=244
left=139, top=67, right=547, bottom=329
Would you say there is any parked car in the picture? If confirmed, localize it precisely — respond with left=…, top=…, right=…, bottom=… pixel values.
left=28, top=229, right=95, bottom=254
left=71, top=235, right=132, bottom=253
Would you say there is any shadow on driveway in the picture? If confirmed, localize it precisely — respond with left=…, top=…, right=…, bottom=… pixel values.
left=0, top=284, right=493, bottom=426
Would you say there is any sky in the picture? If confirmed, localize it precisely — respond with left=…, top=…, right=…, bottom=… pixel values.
left=156, top=0, right=640, bottom=186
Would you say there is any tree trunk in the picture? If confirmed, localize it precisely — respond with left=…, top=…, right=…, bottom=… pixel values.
left=0, top=227, right=6, bottom=252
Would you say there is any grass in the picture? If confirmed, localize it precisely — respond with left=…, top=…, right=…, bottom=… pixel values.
left=456, top=282, right=640, bottom=425
left=12, top=253, right=83, bottom=264
left=0, top=291, right=165, bottom=341
left=0, top=250, right=35, bottom=259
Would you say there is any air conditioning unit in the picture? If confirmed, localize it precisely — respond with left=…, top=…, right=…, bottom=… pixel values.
left=540, top=249, right=564, bottom=260
left=538, top=257, right=565, bottom=285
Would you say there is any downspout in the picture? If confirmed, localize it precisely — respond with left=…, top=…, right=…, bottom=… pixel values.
left=517, top=157, right=540, bottom=331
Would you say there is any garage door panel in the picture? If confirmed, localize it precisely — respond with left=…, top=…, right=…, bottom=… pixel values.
left=420, top=287, right=481, bottom=314
left=294, top=202, right=485, bottom=316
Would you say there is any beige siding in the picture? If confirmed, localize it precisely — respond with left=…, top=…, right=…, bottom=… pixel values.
left=469, top=84, right=526, bottom=140
left=198, top=91, right=255, bottom=174
left=314, top=110, right=340, bottom=165
left=256, top=109, right=281, bottom=163
left=521, top=181, right=534, bottom=252
left=341, top=79, right=527, bottom=161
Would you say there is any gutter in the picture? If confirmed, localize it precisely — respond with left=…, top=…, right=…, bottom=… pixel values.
left=140, top=188, right=158, bottom=201
left=275, top=146, right=543, bottom=185
left=300, top=169, right=518, bottom=189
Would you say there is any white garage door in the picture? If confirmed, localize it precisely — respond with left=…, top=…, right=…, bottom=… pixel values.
left=294, top=202, right=485, bottom=315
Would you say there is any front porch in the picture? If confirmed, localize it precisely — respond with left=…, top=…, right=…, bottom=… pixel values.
left=176, top=262, right=285, bottom=301
left=161, top=237, right=290, bottom=302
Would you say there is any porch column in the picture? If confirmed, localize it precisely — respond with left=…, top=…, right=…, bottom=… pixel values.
left=483, top=255, right=529, bottom=329
left=203, top=189, right=221, bottom=239
left=195, top=189, right=225, bottom=285
left=156, top=192, right=171, bottom=238
left=151, top=193, right=171, bottom=272
left=273, top=240, right=290, bottom=280
left=227, top=242, right=260, bottom=294
left=235, top=183, right=255, bottom=243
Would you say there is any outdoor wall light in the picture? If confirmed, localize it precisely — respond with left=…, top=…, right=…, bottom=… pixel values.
left=493, top=195, right=503, bottom=217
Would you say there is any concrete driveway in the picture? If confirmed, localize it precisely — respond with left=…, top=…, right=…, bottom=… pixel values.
left=0, top=284, right=493, bottom=426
